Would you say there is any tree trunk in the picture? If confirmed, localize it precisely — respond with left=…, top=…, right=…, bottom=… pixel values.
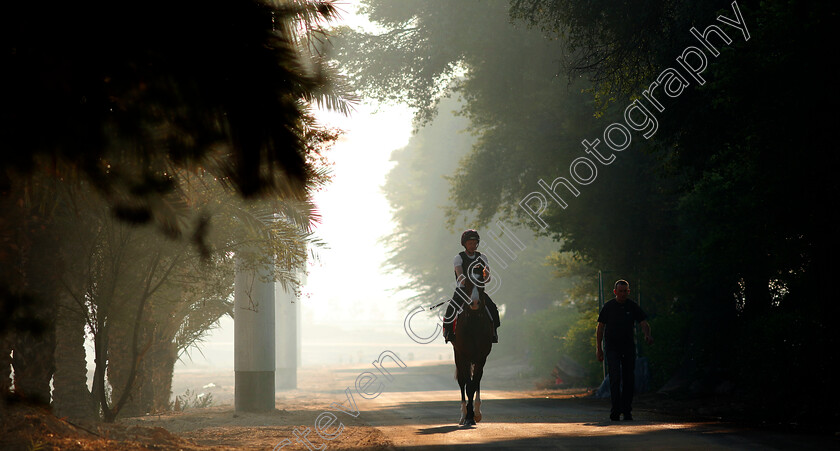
left=11, top=285, right=56, bottom=406
left=11, top=321, right=55, bottom=405
left=10, top=217, right=62, bottom=406
left=106, top=293, right=179, bottom=417
left=150, top=339, right=177, bottom=413
left=91, top=319, right=109, bottom=421
left=106, top=315, right=141, bottom=418
left=52, top=292, right=98, bottom=421
left=0, top=331, right=12, bottom=404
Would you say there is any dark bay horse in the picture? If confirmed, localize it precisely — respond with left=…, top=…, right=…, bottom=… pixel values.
left=452, top=293, right=494, bottom=426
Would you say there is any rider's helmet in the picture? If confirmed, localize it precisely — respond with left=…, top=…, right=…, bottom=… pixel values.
left=461, top=229, right=480, bottom=246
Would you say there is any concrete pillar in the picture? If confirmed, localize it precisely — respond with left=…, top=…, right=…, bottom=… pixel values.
left=234, top=252, right=275, bottom=412
left=296, top=272, right=302, bottom=368
left=275, top=281, right=299, bottom=389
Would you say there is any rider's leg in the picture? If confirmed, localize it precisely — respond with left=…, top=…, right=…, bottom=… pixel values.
left=481, top=303, right=499, bottom=343
left=443, top=303, right=455, bottom=342
left=483, top=295, right=501, bottom=328
left=444, top=290, right=468, bottom=343
left=481, top=293, right=501, bottom=343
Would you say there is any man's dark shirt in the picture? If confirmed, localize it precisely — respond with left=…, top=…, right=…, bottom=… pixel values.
left=598, top=298, right=647, bottom=347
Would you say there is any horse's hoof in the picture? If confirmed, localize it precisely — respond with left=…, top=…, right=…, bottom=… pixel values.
left=474, top=412, right=482, bottom=422
left=463, top=418, right=476, bottom=427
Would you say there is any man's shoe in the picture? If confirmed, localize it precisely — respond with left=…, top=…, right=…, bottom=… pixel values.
left=610, top=413, right=620, bottom=421
left=623, top=413, right=633, bottom=421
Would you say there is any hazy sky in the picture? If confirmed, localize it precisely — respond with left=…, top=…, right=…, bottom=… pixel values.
left=173, top=4, right=453, bottom=368
left=303, top=102, right=416, bottom=327
left=175, top=101, right=438, bottom=369
left=290, top=1, right=424, bottom=329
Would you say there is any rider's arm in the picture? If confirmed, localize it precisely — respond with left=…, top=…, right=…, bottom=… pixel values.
left=454, top=265, right=465, bottom=287
left=454, top=253, right=467, bottom=287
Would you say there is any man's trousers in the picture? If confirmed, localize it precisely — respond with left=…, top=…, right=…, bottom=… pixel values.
left=606, top=342, right=636, bottom=416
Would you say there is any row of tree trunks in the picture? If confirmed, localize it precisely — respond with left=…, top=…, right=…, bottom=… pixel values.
left=10, top=310, right=55, bottom=406
left=9, top=222, right=60, bottom=406
left=1, top=332, right=12, bottom=406
left=52, top=292, right=98, bottom=421
left=107, top=322, right=178, bottom=418
left=107, top=285, right=180, bottom=419
left=3, top=287, right=179, bottom=421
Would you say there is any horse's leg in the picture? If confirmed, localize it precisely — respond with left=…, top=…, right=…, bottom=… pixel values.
left=459, top=379, right=467, bottom=425
left=454, top=349, right=468, bottom=425
left=473, top=352, right=489, bottom=423
left=474, top=380, right=482, bottom=423
left=465, top=380, right=476, bottom=426
left=464, top=363, right=477, bottom=426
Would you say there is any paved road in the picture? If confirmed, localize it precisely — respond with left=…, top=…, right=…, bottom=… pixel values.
left=324, top=357, right=837, bottom=450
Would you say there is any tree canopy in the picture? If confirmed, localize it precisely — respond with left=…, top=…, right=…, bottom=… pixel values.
left=338, top=0, right=840, bottom=425
left=382, top=95, right=571, bottom=318
left=2, top=0, right=348, bottom=221
left=1, top=0, right=347, bottom=417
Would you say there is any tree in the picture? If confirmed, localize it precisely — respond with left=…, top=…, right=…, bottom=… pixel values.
left=51, top=168, right=322, bottom=422
left=342, top=0, right=840, bottom=424
left=2, top=0, right=347, bottom=415
left=1, top=0, right=345, bottom=202
left=508, top=3, right=840, bottom=417
left=347, top=1, right=590, bottom=373
left=382, top=95, right=571, bottom=319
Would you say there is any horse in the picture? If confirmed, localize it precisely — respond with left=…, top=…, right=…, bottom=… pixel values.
left=452, top=290, right=494, bottom=426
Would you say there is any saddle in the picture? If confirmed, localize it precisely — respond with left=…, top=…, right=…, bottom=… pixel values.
left=450, top=294, right=496, bottom=343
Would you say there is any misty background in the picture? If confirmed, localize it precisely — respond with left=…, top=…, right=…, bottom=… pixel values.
left=2, top=0, right=837, bottom=431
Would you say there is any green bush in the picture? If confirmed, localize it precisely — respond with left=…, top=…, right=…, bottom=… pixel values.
left=557, top=309, right=693, bottom=389
left=644, top=311, right=691, bottom=389
left=171, top=388, right=215, bottom=411
left=732, top=309, right=830, bottom=423
left=497, top=306, right=579, bottom=377
left=526, top=306, right=579, bottom=376
left=494, top=313, right=528, bottom=359
left=560, top=309, right=602, bottom=386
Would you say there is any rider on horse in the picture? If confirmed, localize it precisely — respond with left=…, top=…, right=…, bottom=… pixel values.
left=443, top=229, right=501, bottom=344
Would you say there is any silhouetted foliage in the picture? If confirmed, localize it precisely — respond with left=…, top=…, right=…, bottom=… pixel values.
left=1, top=0, right=346, bottom=415
left=381, top=96, right=571, bottom=321
left=2, top=0, right=342, bottom=202
left=341, top=0, right=839, bottom=427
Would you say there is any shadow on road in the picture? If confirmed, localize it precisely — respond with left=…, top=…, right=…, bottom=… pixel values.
left=416, top=425, right=462, bottom=435
left=364, top=397, right=607, bottom=427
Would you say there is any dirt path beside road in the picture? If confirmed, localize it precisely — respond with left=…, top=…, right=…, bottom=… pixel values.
left=125, top=355, right=836, bottom=450
left=8, top=355, right=834, bottom=450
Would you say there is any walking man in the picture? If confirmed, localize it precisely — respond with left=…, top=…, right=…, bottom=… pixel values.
left=596, top=279, right=653, bottom=421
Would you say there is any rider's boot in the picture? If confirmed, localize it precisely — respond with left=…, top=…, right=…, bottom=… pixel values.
left=443, top=307, right=455, bottom=343
left=482, top=301, right=500, bottom=343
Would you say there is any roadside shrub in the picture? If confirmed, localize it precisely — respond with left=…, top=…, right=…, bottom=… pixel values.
left=560, top=309, right=601, bottom=386
left=497, top=305, right=579, bottom=377
left=644, top=311, right=691, bottom=389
